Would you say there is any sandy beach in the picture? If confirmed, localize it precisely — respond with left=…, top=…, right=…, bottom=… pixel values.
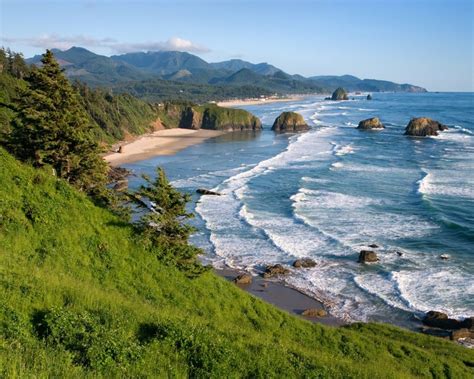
left=217, top=95, right=306, bottom=108
left=104, top=128, right=224, bottom=166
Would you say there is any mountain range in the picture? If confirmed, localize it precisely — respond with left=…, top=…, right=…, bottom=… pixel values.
left=27, top=47, right=427, bottom=97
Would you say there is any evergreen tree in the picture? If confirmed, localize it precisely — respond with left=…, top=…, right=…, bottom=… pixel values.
left=131, top=168, right=207, bottom=277
left=9, top=49, right=108, bottom=195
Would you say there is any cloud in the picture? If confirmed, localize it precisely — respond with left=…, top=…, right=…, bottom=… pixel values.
left=112, top=37, right=210, bottom=54
left=1, top=34, right=210, bottom=54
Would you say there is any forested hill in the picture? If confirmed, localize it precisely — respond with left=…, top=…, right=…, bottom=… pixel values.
left=27, top=47, right=427, bottom=97
left=1, top=48, right=263, bottom=146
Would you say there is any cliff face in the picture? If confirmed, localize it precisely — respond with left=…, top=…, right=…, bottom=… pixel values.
left=199, top=104, right=262, bottom=131
left=157, top=102, right=261, bottom=131
left=271, top=112, right=309, bottom=132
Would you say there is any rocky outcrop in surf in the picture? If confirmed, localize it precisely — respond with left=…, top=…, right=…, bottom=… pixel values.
left=197, top=188, right=221, bottom=196
left=263, top=264, right=290, bottom=278
left=271, top=112, right=309, bottom=132
left=331, top=87, right=349, bottom=101
left=404, top=117, right=448, bottom=136
left=367, top=94, right=372, bottom=100
left=357, top=117, right=384, bottom=130
left=358, top=250, right=379, bottom=263
left=293, top=258, right=317, bottom=268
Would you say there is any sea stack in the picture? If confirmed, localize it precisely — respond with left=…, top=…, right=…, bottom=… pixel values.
left=331, top=87, right=349, bottom=101
left=357, top=117, right=385, bottom=130
left=271, top=112, right=309, bottom=132
left=404, top=117, right=448, bottom=136
left=367, top=94, right=372, bottom=100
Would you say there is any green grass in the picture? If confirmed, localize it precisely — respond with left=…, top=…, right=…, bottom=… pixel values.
left=0, top=147, right=473, bottom=378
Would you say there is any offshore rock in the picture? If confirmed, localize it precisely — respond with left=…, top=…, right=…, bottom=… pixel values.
left=358, top=250, right=379, bottom=263
left=271, top=112, right=309, bottom=132
left=196, top=188, right=221, bottom=196
left=293, top=258, right=317, bottom=268
left=404, top=117, right=448, bottom=136
left=357, top=117, right=384, bottom=130
left=331, top=87, right=349, bottom=100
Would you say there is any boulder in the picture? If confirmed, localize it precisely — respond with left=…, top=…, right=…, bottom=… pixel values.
left=358, top=250, right=379, bottom=263
left=367, top=94, right=373, bottom=100
left=196, top=188, right=221, bottom=196
left=461, top=317, right=474, bottom=330
left=404, top=117, right=448, bottom=137
left=234, top=273, right=252, bottom=285
left=331, top=87, right=349, bottom=101
left=271, top=112, right=309, bottom=132
left=422, top=311, right=465, bottom=329
left=293, top=258, right=317, bottom=268
left=440, top=254, right=450, bottom=260
left=302, top=308, right=327, bottom=318
left=368, top=243, right=379, bottom=248
left=263, top=264, right=290, bottom=279
left=357, top=117, right=384, bottom=130
left=450, top=328, right=473, bottom=341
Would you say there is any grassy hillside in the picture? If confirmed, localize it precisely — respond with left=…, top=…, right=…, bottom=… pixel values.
left=0, top=147, right=473, bottom=378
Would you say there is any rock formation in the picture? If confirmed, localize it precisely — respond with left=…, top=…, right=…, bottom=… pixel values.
left=367, top=94, right=372, bottom=100
left=357, top=117, right=384, bottom=130
left=271, top=112, right=309, bottom=132
left=358, top=250, right=379, bottom=263
left=293, top=258, right=317, bottom=268
left=196, top=189, right=221, bottom=196
left=404, top=117, right=448, bottom=137
left=302, top=308, right=327, bottom=317
left=263, top=264, right=290, bottom=278
left=331, top=87, right=349, bottom=101
left=234, top=273, right=252, bottom=285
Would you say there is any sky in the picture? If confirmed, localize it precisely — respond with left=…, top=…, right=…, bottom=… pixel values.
left=1, top=0, right=473, bottom=91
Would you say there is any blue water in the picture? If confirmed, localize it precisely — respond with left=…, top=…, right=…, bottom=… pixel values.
left=125, top=92, right=474, bottom=325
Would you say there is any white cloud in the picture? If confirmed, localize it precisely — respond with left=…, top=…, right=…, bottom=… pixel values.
left=1, top=34, right=210, bottom=54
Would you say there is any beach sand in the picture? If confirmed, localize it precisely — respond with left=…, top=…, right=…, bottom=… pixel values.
left=104, top=128, right=224, bottom=166
left=217, top=95, right=306, bottom=108
left=217, top=268, right=345, bottom=327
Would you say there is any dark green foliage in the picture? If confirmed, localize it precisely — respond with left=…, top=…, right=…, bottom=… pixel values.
left=75, top=82, right=159, bottom=143
left=8, top=50, right=108, bottom=196
left=111, top=78, right=273, bottom=103
left=130, top=168, right=207, bottom=276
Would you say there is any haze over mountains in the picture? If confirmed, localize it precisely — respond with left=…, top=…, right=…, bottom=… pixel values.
left=27, top=47, right=427, bottom=97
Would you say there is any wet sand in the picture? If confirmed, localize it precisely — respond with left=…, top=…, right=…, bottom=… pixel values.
left=217, top=268, right=345, bottom=327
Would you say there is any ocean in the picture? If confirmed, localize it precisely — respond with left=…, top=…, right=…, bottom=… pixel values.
left=125, top=92, right=474, bottom=327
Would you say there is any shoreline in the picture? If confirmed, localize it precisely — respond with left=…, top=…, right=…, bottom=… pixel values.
left=216, top=94, right=310, bottom=107
left=216, top=267, right=345, bottom=327
left=104, top=128, right=225, bottom=166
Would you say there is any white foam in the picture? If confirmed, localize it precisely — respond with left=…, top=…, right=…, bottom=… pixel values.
left=418, top=169, right=474, bottom=199
left=330, top=162, right=344, bottom=169
left=291, top=188, right=438, bottom=245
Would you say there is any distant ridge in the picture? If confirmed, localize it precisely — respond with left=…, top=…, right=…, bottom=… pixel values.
left=27, top=47, right=427, bottom=94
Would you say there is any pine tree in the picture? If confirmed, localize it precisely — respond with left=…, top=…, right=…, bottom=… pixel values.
left=10, top=50, right=108, bottom=195
left=131, top=168, right=207, bottom=277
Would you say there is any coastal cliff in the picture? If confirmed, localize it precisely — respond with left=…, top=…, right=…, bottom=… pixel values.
left=158, top=101, right=262, bottom=131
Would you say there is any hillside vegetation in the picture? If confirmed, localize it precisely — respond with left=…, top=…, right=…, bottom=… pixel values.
left=1, top=147, right=474, bottom=377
